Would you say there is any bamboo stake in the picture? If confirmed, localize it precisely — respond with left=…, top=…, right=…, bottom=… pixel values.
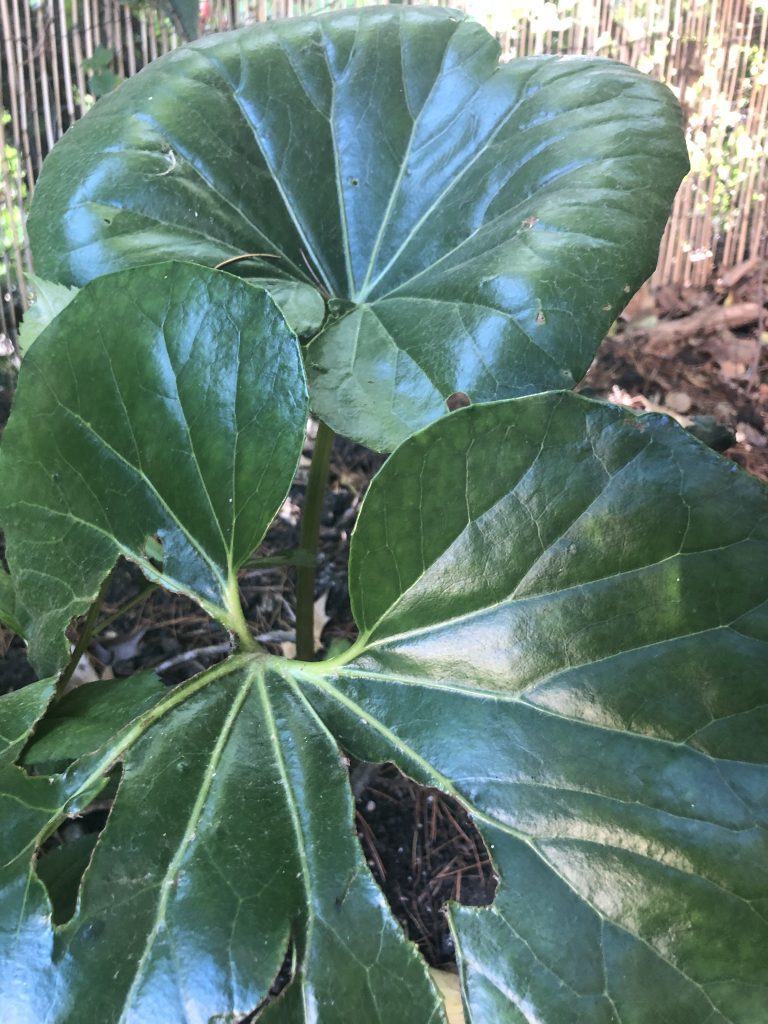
left=21, top=0, right=43, bottom=178
left=70, top=1, right=89, bottom=118
left=36, top=4, right=56, bottom=158
left=49, top=0, right=64, bottom=137
left=57, top=0, right=76, bottom=122
left=124, top=3, right=137, bottom=77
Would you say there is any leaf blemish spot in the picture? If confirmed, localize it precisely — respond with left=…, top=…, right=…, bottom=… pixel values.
left=446, top=392, right=471, bottom=412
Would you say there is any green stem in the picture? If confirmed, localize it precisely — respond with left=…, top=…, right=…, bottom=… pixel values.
left=56, top=574, right=112, bottom=697
left=244, top=548, right=316, bottom=569
left=224, top=573, right=258, bottom=653
left=296, top=420, right=335, bottom=661
left=93, top=582, right=157, bottom=636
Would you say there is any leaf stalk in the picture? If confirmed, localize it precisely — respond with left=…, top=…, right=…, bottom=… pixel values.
left=92, top=582, right=157, bottom=636
left=55, top=574, right=112, bottom=698
left=223, top=573, right=258, bottom=653
left=295, top=420, right=335, bottom=661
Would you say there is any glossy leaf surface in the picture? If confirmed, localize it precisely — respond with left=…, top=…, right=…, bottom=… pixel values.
left=248, top=275, right=326, bottom=337
left=306, top=393, right=768, bottom=1022
left=0, top=678, right=69, bottom=1018
left=22, top=672, right=166, bottom=766
left=0, top=261, right=307, bottom=674
left=2, top=393, right=765, bottom=1022
left=0, top=659, right=444, bottom=1023
left=28, top=7, right=688, bottom=450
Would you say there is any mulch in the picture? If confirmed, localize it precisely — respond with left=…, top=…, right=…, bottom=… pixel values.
left=580, top=256, right=768, bottom=480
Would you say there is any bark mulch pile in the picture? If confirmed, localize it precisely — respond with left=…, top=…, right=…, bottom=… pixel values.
left=580, top=256, right=768, bottom=480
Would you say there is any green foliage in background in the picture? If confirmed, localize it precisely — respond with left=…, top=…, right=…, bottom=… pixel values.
left=0, top=111, right=26, bottom=254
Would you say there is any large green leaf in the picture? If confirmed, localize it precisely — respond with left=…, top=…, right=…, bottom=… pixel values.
left=0, top=261, right=308, bottom=675
left=0, top=678, right=71, bottom=1018
left=2, top=392, right=766, bottom=1022
left=27, top=6, right=688, bottom=451
left=0, top=658, right=444, bottom=1023
left=303, top=393, right=768, bottom=1022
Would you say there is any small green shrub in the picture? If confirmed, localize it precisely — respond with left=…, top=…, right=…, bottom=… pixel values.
left=1, top=8, right=765, bottom=1023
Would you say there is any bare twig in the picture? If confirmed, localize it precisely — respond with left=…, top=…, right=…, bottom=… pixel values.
left=152, top=642, right=231, bottom=674
left=56, top=574, right=111, bottom=697
left=637, top=302, right=761, bottom=354
left=93, top=582, right=157, bottom=636
left=214, top=252, right=281, bottom=271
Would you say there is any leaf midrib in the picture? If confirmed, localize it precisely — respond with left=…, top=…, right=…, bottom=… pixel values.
left=38, top=368, right=228, bottom=595
left=353, top=14, right=457, bottom=300
left=115, top=667, right=254, bottom=1021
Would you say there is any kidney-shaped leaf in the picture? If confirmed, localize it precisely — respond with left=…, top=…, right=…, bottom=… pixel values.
left=28, top=6, right=688, bottom=450
left=0, top=261, right=308, bottom=675
left=300, top=392, right=768, bottom=1022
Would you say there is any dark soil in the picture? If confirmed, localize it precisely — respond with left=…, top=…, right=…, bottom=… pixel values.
left=353, top=761, right=497, bottom=966
left=0, top=634, right=36, bottom=687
